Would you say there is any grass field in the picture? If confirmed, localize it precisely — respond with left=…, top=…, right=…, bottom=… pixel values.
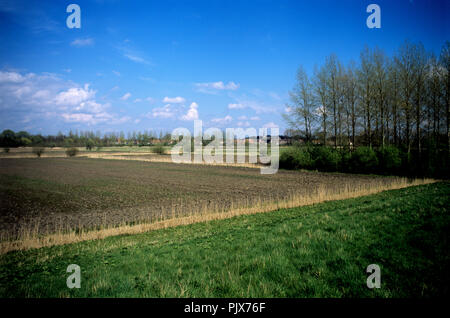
left=0, top=182, right=448, bottom=297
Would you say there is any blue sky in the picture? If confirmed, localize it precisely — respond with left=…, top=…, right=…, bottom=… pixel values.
left=0, top=0, right=448, bottom=135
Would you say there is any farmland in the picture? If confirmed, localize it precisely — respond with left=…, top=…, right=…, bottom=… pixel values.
left=0, top=182, right=448, bottom=297
left=0, top=153, right=428, bottom=245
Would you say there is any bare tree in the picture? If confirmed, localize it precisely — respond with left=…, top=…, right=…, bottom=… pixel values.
left=358, top=46, right=375, bottom=147
left=313, top=65, right=330, bottom=145
left=387, top=61, right=400, bottom=146
left=395, top=41, right=415, bottom=153
left=343, top=61, right=359, bottom=147
left=325, top=54, right=341, bottom=148
left=412, top=42, right=428, bottom=157
left=440, top=41, right=450, bottom=153
left=373, top=47, right=389, bottom=147
left=426, top=53, right=443, bottom=141
left=283, top=66, right=316, bottom=142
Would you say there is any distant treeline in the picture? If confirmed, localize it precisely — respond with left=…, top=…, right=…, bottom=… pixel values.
left=283, top=40, right=450, bottom=178
left=0, top=129, right=173, bottom=148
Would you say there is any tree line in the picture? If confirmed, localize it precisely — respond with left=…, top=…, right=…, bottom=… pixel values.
left=283, top=40, right=449, bottom=178
left=0, top=129, right=173, bottom=149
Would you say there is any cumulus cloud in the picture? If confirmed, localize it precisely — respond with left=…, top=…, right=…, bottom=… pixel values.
left=181, top=102, right=199, bottom=121
left=0, top=70, right=128, bottom=127
left=54, top=84, right=96, bottom=106
left=163, top=96, right=185, bottom=104
left=0, top=71, right=33, bottom=83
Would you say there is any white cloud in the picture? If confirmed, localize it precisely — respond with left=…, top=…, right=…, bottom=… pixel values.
left=268, top=92, right=281, bottom=100
left=0, top=70, right=126, bottom=127
left=0, top=71, right=31, bottom=83
left=195, top=81, right=239, bottom=93
left=117, top=43, right=153, bottom=66
left=112, top=70, right=121, bottom=77
left=62, top=112, right=129, bottom=126
left=61, top=113, right=110, bottom=125
left=71, top=38, right=94, bottom=47
left=74, top=100, right=109, bottom=114
left=121, top=92, right=131, bottom=100
left=181, top=102, right=199, bottom=121
left=315, top=106, right=327, bottom=116
left=54, top=84, right=96, bottom=106
left=237, top=121, right=251, bottom=127
left=211, top=115, right=233, bottom=124
left=263, top=122, right=279, bottom=129
left=133, top=98, right=142, bottom=103
left=139, top=76, right=155, bottom=82
left=163, top=96, right=185, bottom=104
left=228, top=103, right=245, bottom=109
left=124, top=54, right=151, bottom=65
left=228, top=99, right=277, bottom=114
left=149, top=104, right=175, bottom=119
left=32, top=90, right=51, bottom=100
left=232, top=116, right=260, bottom=122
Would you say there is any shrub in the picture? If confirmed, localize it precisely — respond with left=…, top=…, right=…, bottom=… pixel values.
left=279, top=148, right=299, bottom=170
left=350, top=146, right=378, bottom=173
left=310, top=146, right=341, bottom=171
left=3, top=148, right=9, bottom=153
left=400, top=150, right=413, bottom=175
left=377, top=145, right=401, bottom=174
left=152, top=145, right=166, bottom=155
left=295, top=149, right=314, bottom=169
left=280, top=147, right=315, bottom=170
left=65, top=147, right=79, bottom=157
left=85, top=139, right=95, bottom=151
left=32, top=147, right=45, bottom=158
left=20, top=137, right=32, bottom=147
left=339, top=150, right=353, bottom=172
